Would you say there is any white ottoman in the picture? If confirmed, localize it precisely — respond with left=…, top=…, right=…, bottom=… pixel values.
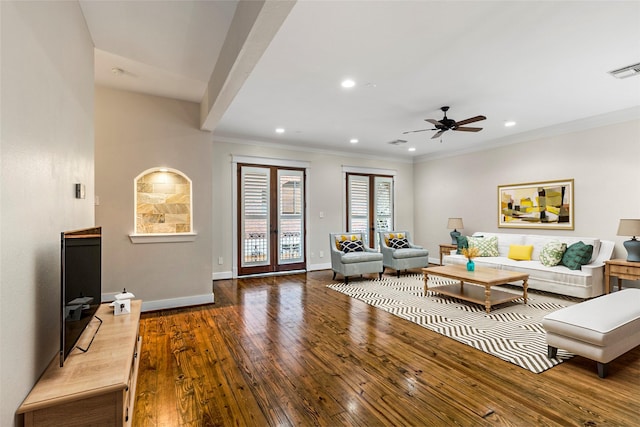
left=542, top=288, right=640, bottom=378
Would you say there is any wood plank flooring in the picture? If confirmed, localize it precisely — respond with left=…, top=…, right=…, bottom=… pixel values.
left=133, top=270, right=640, bottom=426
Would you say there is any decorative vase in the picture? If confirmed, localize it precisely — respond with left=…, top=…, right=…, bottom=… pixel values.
left=466, top=260, right=475, bottom=271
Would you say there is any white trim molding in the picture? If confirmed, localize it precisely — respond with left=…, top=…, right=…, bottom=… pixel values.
left=129, top=233, right=198, bottom=244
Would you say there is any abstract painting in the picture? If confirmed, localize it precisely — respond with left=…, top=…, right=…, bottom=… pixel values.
left=498, top=179, right=574, bottom=229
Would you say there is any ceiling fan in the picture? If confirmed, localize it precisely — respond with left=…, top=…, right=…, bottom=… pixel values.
left=403, top=106, right=486, bottom=139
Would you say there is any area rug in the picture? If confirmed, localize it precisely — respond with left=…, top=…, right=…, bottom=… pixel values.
left=327, top=274, right=580, bottom=373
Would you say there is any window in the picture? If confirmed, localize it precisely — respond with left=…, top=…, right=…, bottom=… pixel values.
left=346, top=171, right=394, bottom=248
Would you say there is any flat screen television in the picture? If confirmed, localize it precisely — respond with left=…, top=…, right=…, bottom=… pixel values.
left=60, top=226, right=102, bottom=367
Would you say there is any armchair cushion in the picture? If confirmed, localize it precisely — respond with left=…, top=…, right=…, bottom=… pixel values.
left=341, top=251, right=383, bottom=264
left=392, top=248, right=429, bottom=259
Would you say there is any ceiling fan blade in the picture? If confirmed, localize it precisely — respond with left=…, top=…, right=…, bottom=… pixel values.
left=454, top=126, right=483, bottom=132
left=455, top=115, right=486, bottom=126
left=425, top=119, right=443, bottom=126
left=402, top=128, right=431, bottom=134
left=431, top=130, right=446, bottom=139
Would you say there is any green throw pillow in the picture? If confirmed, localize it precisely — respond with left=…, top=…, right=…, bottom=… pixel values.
left=468, top=236, right=499, bottom=257
left=561, top=241, right=593, bottom=270
left=456, top=235, right=469, bottom=254
left=540, top=240, right=567, bottom=267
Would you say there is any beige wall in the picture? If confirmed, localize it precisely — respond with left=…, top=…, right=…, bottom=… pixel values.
left=414, top=119, right=640, bottom=267
left=212, top=141, right=415, bottom=277
left=95, top=86, right=213, bottom=309
left=0, top=2, right=95, bottom=425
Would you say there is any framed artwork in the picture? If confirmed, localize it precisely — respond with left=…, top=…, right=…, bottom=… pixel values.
left=498, top=179, right=574, bottom=229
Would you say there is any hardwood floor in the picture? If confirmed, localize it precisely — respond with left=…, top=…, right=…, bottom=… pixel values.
left=133, top=270, right=640, bottom=426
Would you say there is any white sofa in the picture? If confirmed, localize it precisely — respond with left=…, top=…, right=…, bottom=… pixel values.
left=442, top=231, right=615, bottom=298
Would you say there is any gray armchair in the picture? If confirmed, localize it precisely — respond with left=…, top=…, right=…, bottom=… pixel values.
left=379, top=231, right=429, bottom=277
left=330, top=232, right=383, bottom=283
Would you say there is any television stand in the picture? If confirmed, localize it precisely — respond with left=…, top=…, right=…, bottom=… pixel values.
left=17, top=301, right=142, bottom=427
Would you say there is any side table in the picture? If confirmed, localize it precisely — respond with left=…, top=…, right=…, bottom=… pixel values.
left=604, top=258, right=640, bottom=294
left=439, top=244, right=457, bottom=265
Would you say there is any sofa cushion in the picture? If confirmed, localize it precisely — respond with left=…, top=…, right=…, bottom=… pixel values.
left=388, top=237, right=410, bottom=249
left=561, top=241, right=594, bottom=270
left=456, top=235, right=469, bottom=254
left=468, top=235, right=499, bottom=257
left=341, top=239, right=364, bottom=253
left=508, top=244, right=534, bottom=261
left=392, top=247, right=429, bottom=259
left=540, top=240, right=567, bottom=267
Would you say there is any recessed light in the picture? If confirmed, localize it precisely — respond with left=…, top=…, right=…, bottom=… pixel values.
left=504, top=121, right=516, bottom=127
left=341, top=79, right=356, bottom=88
left=408, top=147, right=416, bottom=152
left=275, top=128, right=285, bottom=134
left=349, top=138, right=359, bottom=144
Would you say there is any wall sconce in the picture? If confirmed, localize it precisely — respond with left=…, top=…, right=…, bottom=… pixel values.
left=617, top=219, right=640, bottom=262
left=447, top=217, right=464, bottom=245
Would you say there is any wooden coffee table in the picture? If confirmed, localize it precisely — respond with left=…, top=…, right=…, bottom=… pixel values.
left=422, top=264, right=529, bottom=313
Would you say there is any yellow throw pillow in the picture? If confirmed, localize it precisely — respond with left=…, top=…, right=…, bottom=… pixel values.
left=508, top=244, right=534, bottom=261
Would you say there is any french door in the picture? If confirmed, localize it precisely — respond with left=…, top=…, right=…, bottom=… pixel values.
left=347, top=173, right=394, bottom=248
left=238, top=164, right=306, bottom=276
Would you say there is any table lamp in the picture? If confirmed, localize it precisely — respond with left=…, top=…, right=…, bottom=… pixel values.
left=617, top=219, right=640, bottom=262
left=447, top=217, right=464, bottom=245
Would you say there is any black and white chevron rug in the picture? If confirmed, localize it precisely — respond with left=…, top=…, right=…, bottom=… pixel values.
left=327, top=273, right=580, bottom=374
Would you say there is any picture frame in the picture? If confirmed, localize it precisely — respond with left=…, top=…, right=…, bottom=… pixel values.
left=498, top=179, right=574, bottom=229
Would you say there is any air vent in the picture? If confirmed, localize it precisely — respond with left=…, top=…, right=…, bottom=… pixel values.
left=609, top=62, right=640, bottom=79
left=388, top=139, right=407, bottom=145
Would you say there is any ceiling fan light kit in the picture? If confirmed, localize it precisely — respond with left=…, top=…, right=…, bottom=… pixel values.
left=403, top=106, right=486, bottom=140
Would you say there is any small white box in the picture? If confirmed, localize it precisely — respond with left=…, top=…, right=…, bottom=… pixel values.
left=112, top=298, right=131, bottom=316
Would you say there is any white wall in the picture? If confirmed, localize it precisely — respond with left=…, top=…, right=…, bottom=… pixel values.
left=0, top=2, right=95, bottom=425
left=212, top=141, right=415, bottom=277
left=414, top=119, right=640, bottom=267
left=95, top=86, right=213, bottom=310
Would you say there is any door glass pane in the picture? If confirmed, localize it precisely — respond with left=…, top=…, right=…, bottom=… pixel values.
left=375, top=176, right=393, bottom=243
left=241, top=167, right=270, bottom=267
left=278, top=170, right=304, bottom=264
left=348, top=174, right=369, bottom=246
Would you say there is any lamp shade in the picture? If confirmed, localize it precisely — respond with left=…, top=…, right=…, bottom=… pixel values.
left=447, top=218, right=464, bottom=230
left=617, top=219, right=640, bottom=237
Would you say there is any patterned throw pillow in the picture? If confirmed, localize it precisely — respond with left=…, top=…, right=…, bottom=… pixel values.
left=336, top=234, right=359, bottom=250
left=468, top=236, right=499, bottom=257
left=540, top=240, right=567, bottom=267
left=561, top=241, right=593, bottom=270
left=389, top=237, right=410, bottom=249
left=384, top=232, right=405, bottom=246
left=341, top=239, right=365, bottom=253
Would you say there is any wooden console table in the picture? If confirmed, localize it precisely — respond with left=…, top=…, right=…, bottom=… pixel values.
left=604, top=259, right=640, bottom=294
left=439, top=244, right=457, bottom=265
left=17, top=300, right=142, bottom=426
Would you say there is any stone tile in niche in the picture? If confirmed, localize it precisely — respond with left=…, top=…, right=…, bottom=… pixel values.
left=166, top=194, right=190, bottom=204
left=154, top=204, right=189, bottom=214
left=153, top=183, right=176, bottom=194
left=176, top=224, right=190, bottom=233
left=165, top=214, right=189, bottom=225
left=138, top=193, right=167, bottom=204
left=137, top=203, right=155, bottom=214
left=137, top=183, right=153, bottom=192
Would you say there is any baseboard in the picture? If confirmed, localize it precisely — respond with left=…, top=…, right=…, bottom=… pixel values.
left=212, top=271, right=233, bottom=280
left=309, top=262, right=331, bottom=271
left=141, top=293, right=214, bottom=312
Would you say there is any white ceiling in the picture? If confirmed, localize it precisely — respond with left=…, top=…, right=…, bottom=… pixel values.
left=81, top=1, right=640, bottom=161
